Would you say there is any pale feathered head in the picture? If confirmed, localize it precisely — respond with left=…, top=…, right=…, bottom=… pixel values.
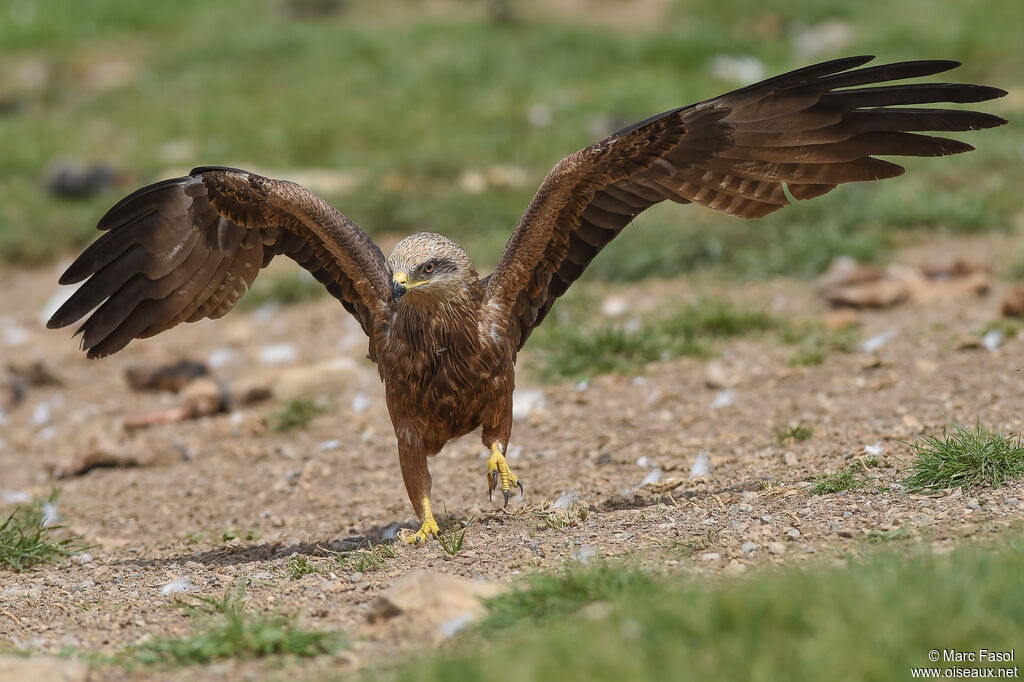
left=387, top=232, right=478, bottom=304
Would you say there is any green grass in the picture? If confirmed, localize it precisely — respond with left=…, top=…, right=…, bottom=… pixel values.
left=265, top=398, right=327, bottom=433
left=866, top=526, right=911, bottom=544
left=811, top=468, right=868, bottom=495
left=529, top=297, right=780, bottom=382
left=434, top=505, right=473, bottom=557
left=220, top=528, right=261, bottom=542
left=126, top=581, right=343, bottom=667
left=529, top=296, right=862, bottom=382
left=0, top=0, right=1020, bottom=278
left=237, top=271, right=327, bottom=310
left=775, top=422, right=815, bottom=445
left=0, top=490, right=91, bottom=571
left=903, top=420, right=1024, bottom=492
left=783, top=324, right=861, bottom=367
left=334, top=543, right=397, bottom=573
left=286, top=556, right=325, bottom=580
left=376, top=539, right=1024, bottom=682
left=477, top=562, right=655, bottom=635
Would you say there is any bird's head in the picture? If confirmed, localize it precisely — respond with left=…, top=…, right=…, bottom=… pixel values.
left=387, top=232, right=478, bottom=305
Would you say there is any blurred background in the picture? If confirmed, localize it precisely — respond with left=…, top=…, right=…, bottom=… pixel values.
left=1, top=0, right=1021, bottom=285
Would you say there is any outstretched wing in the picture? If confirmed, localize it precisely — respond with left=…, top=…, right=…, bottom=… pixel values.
left=48, top=167, right=391, bottom=358
left=484, top=56, right=1007, bottom=350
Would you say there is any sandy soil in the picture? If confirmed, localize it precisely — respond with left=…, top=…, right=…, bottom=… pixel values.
left=1, top=233, right=1023, bottom=680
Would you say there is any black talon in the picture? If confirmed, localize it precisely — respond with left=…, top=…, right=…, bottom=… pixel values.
left=503, top=489, right=510, bottom=507
left=517, top=480, right=525, bottom=496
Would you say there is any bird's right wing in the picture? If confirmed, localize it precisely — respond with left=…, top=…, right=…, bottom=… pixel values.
left=483, top=56, right=1007, bottom=350
left=48, top=167, right=392, bottom=358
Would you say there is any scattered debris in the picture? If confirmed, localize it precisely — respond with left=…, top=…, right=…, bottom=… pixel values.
left=791, top=19, right=855, bottom=57
left=49, top=449, right=140, bottom=479
left=601, top=295, right=631, bottom=318
left=704, top=360, right=737, bottom=389
left=513, top=388, right=545, bottom=420
left=817, top=257, right=989, bottom=309
left=709, top=55, right=764, bottom=83
left=690, top=451, right=710, bottom=478
left=124, top=378, right=228, bottom=430
left=207, top=347, right=241, bottom=369
left=125, top=360, right=208, bottom=392
left=710, top=390, right=736, bottom=410
left=8, top=361, right=62, bottom=387
left=351, top=392, right=371, bottom=413
left=160, top=577, right=192, bottom=596
left=1001, top=284, right=1024, bottom=318
left=552, top=491, right=579, bottom=510
left=860, top=329, right=898, bottom=354
left=259, top=343, right=299, bottom=366
left=640, top=467, right=663, bottom=486
left=823, top=278, right=909, bottom=309
left=822, top=309, right=861, bottom=331
left=572, top=545, right=598, bottom=564
left=40, top=159, right=119, bottom=199
left=982, top=329, right=1004, bottom=352
left=1, top=490, right=30, bottom=505
left=370, top=571, right=503, bottom=645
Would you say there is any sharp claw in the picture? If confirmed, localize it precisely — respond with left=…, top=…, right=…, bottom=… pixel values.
left=503, top=489, right=510, bottom=507
left=489, top=487, right=493, bottom=502
left=517, top=481, right=525, bottom=496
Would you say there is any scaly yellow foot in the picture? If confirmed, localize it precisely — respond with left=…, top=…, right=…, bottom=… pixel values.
left=487, top=442, right=524, bottom=507
left=404, top=496, right=441, bottom=545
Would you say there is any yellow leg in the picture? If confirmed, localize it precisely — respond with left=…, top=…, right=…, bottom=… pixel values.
left=405, top=495, right=441, bottom=545
left=487, top=442, right=524, bottom=507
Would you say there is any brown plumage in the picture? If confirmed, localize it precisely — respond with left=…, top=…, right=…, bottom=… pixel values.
left=48, top=56, right=1007, bottom=542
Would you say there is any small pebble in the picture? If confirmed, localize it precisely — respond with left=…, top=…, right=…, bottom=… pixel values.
left=740, top=542, right=759, bottom=555
left=786, top=527, right=802, bottom=539
left=699, top=552, right=721, bottom=562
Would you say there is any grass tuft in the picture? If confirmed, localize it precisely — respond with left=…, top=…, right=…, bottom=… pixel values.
left=811, top=469, right=867, bottom=496
left=775, top=422, right=815, bottom=446
left=265, top=398, right=327, bottom=433
left=335, top=543, right=397, bottom=573
left=434, top=506, right=473, bottom=557
left=903, top=420, right=1024, bottom=492
left=129, top=580, right=343, bottom=667
left=783, top=324, right=860, bottom=367
left=0, top=490, right=91, bottom=571
left=530, top=298, right=780, bottom=382
left=286, top=556, right=325, bottom=580
left=478, top=562, right=654, bottom=634
left=390, top=537, right=1024, bottom=682
left=866, top=526, right=910, bottom=544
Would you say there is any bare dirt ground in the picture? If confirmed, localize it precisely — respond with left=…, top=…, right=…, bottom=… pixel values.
left=2, top=233, right=1024, bottom=680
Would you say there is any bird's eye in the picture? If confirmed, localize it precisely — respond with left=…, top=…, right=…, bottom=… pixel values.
left=423, top=261, right=436, bottom=274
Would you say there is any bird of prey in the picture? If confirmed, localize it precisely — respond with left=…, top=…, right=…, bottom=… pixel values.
left=49, top=56, right=1006, bottom=543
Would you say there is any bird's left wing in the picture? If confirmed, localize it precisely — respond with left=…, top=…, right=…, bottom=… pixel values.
left=48, top=167, right=392, bottom=358
left=483, top=56, right=1006, bottom=350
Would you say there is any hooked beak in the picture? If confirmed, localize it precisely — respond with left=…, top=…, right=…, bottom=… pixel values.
left=392, top=271, right=408, bottom=301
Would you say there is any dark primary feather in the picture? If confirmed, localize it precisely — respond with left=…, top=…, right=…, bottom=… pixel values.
left=484, top=56, right=1007, bottom=350
left=48, top=168, right=391, bottom=358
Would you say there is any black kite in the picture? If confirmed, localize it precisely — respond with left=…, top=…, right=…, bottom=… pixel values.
left=49, top=56, right=1007, bottom=542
